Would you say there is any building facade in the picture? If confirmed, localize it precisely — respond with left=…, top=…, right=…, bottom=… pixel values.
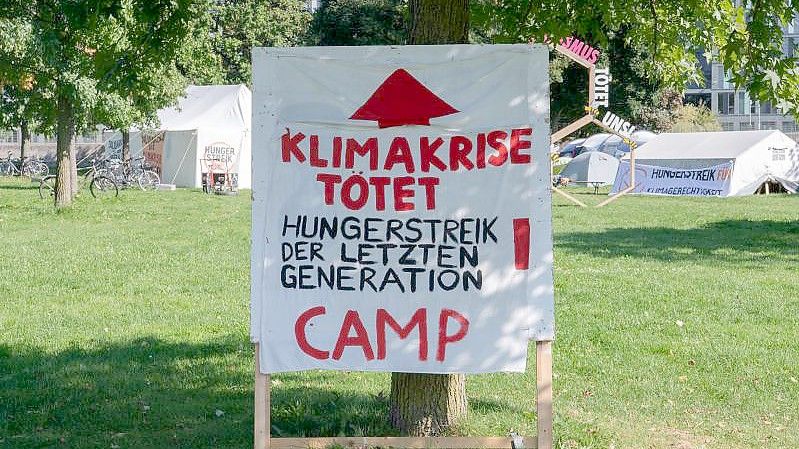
left=685, top=16, right=799, bottom=139
left=0, top=128, right=104, bottom=161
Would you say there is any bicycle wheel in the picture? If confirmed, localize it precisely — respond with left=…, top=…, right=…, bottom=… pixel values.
left=90, top=175, right=119, bottom=198
left=32, top=162, right=49, bottom=177
left=137, top=170, right=160, bottom=191
left=38, top=175, right=56, bottom=199
left=0, top=162, right=13, bottom=176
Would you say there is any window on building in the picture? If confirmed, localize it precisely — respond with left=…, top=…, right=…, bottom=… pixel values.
left=783, top=121, right=798, bottom=133
left=760, top=101, right=774, bottom=114
left=718, top=92, right=735, bottom=115
left=685, top=93, right=711, bottom=107
left=712, top=65, right=734, bottom=89
left=740, top=122, right=755, bottom=131
left=761, top=121, right=777, bottom=130
left=789, top=16, right=799, bottom=34
left=0, top=129, right=19, bottom=143
left=738, top=92, right=747, bottom=114
left=785, top=38, right=796, bottom=57
left=722, top=122, right=734, bottom=131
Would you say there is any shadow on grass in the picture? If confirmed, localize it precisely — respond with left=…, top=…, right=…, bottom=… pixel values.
left=0, top=337, right=613, bottom=448
left=0, top=336, right=392, bottom=449
left=0, top=183, right=38, bottom=191
left=558, top=219, right=799, bottom=262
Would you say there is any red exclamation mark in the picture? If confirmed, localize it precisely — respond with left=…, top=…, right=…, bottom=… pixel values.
left=513, top=218, right=530, bottom=270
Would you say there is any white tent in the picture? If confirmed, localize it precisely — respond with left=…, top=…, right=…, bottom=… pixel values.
left=560, top=151, right=619, bottom=185
left=614, top=130, right=799, bottom=196
left=105, top=85, right=252, bottom=189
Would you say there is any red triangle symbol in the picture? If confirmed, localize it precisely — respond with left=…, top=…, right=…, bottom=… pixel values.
left=350, top=69, right=458, bottom=128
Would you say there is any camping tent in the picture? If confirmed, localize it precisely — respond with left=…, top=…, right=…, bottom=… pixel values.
left=600, top=130, right=658, bottom=158
left=104, top=85, right=252, bottom=189
left=560, top=151, right=620, bottom=186
left=612, top=130, right=799, bottom=196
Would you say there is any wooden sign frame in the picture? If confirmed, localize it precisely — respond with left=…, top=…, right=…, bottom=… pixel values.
left=550, top=44, right=638, bottom=208
left=254, top=340, right=554, bottom=449
left=252, top=44, right=556, bottom=449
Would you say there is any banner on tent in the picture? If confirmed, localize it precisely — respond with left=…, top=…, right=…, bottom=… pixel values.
left=611, top=160, right=734, bottom=196
left=201, top=141, right=240, bottom=188
left=106, top=136, right=123, bottom=158
left=143, top=131, right=165, bottom=176
left=251, top=45, right=554, bottom=374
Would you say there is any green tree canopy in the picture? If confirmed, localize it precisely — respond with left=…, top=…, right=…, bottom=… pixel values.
left=181, top=0, right=312, bottom=85
left=472, top=0, right=799, bottom=117
left=310, top=0, right=406, bottom=46
left=0, top=0, right=200, bottom=206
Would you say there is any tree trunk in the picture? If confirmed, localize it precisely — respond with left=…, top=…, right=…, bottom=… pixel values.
left=19, top=120, right=31, bottom=170
left=389, top=0, right=469, bottom=437
left=122, top=129, right=130, bottom=162
left=55, top=92, right=75, bottom=208
left=390, top=372, right=467, bottom=435
left=409, top=0, right=469, bottom=45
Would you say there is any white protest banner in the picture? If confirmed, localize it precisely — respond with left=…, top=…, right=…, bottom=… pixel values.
left=599, top=110, right=635, bottom=138
left=611, top=160, right=734, bottom=196
left=251, top=45, right=554, bottom=374
left=593, top=68, right=610, bottom=108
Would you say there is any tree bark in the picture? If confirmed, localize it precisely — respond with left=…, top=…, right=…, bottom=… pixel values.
left=409, top=0, right=469, bottom=45
left=19, top=120, right=30, bottom=168
left=390, top=372, right=467, bottom=435
left=389, top=0, right=469, bottom=437
left=122, top=129, right=130, bottom=162
left=55, top=92, right=75, bottom=208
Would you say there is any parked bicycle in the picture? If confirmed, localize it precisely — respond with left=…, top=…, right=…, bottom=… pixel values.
left=0, top=151, right=49, bottom=177
left=103, top=156, right=160, bottom=190
left=39, top=157, right=118, bottom=199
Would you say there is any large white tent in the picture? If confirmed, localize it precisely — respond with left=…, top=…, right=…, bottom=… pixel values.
left=612, top=130, right=799, bottom=196
left=105, top=84, right=252, bottom=189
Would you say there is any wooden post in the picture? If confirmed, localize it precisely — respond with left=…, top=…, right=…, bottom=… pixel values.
left=588, top=66, right=595, bottom=108
left=253, top=340, right=553, bottom=449
left=536, top=341, right=553, bottom=449
left=551, top=114, right=593, bottom=142
left=553, top=186, right=588, bottom=207
left=255, top=343, right=271, bottom=449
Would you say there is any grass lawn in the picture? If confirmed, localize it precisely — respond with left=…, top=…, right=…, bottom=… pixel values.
left=1, top=178, right=798, bottom=449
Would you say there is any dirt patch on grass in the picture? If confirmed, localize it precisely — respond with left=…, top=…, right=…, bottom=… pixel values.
left=663, top=427, right=712, bottom=449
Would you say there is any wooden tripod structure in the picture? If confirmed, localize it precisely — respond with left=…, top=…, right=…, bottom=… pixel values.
left=550, top=45, right=638, bottom=208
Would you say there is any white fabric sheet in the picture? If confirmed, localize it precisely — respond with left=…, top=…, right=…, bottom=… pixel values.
left=251, top=45, right=554, bottom=374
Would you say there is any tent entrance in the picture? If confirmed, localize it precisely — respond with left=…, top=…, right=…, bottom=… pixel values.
left=756, top=181, right=789, bottom=195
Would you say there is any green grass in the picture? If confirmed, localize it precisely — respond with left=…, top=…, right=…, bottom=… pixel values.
left=1, top=177, right=798, bottom=449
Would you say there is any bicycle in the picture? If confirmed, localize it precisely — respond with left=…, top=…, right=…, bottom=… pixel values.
left=103, top=156, right=160, bottom=190
left=0, top=151, right=49, bottom=178
left=39, top=157, right=118, bottom=199
left=128, top=156, right=160, bottom=190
